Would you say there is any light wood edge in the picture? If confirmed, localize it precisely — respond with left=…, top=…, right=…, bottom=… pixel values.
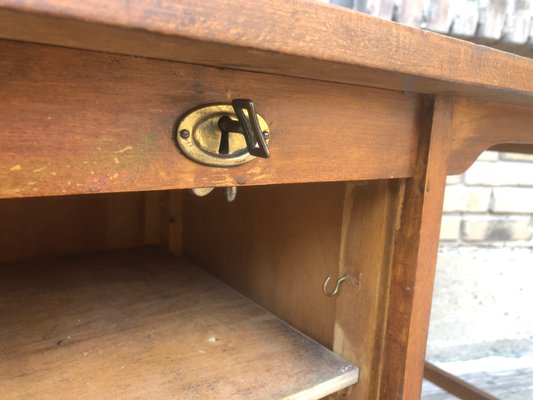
left=424, top=362, right=499, bottom=400
left=282, top=370, right=359, bottom=400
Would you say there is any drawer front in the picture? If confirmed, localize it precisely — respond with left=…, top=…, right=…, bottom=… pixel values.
left=1, top=40, right=418, bottom=198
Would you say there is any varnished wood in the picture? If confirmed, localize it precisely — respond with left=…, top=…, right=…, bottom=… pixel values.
left=424, top=362, right=499, bottom=400
left=332, top=180, right=404, bottom=400
left=143, top=191, right=169, bottom=247
left=448, top=99, right=533, bottom=174
left=167, top=190, right=183, bottom=256
left=490, top=143, right=533, bottom=155
left=0, top=40, right=418, bottom=198
left=0, top=248, right=358, bottom=400
left=379, top=96, right=452, bottom=399
left=0, top=192, right=145, bottom=263
left=1, top=1, right=533, bottom=106
left=143, top=190, right=183, bottom=256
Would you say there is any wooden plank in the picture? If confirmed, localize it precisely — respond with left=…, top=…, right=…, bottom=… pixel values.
left=332, top=180, right=404, bottom=400
left=0, top=40, right=418, bottom=198
left=424, top=362, right=499, bottom=400
left=143, top=189, right=183, bottom=255
left=448, top=99, right=533, bottom=175
left=143, top=191, right=169, bottom=246
left=0, top=192, right=145, bottom=264
left=0, top=248, right=359, bottom=400
left=167, top=190, right=183, bottom=256
left=0, top=1, right=533, bottom=106
left=378, top=96, right=452, bottom=399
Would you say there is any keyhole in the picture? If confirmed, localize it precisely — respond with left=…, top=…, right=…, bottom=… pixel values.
left=218, top=130, right=229, bottom=155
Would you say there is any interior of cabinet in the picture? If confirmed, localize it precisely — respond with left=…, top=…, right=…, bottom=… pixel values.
left=0, top=180, right=403, bottom=399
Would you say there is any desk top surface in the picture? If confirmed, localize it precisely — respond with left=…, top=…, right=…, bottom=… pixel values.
left=1, top=0, right=532, bottom=106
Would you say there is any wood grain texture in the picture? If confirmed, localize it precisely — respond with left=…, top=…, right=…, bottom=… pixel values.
left=182, top=183, right=346, bottom=348
left=0, top=248, right=358, bottom=400
left=0, top=40, right=418, bottom=198
left=0, top=0, right=533, bottom=106
left=378, top=96, right=451, bottom=399
left=143, top=190, right=183, bottom=256
left=0, top=192, right=145, bottom=263
left=448, top=99, right=533, bottom=174
left=332, top=180, right=403, bottom=400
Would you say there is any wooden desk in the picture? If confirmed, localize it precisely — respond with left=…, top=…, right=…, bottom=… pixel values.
left=0, top=1, right=532, bottom=399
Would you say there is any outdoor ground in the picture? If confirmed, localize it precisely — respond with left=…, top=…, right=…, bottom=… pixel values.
left=422, top=245, right=533, bottom=399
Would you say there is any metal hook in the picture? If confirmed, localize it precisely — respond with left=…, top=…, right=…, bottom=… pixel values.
left=322, top=275, right=347, bottom=297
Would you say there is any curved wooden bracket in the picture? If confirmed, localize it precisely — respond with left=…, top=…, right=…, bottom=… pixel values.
left=447, top=99, right=533, bottom=175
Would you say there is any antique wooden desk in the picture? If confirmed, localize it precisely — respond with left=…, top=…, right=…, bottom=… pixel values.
left=1, top=1, right=532, bottom=399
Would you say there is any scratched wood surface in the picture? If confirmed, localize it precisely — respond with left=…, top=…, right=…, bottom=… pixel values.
left=0, top=39, right=419, bottom=198
left=0, top=248, right=359, bottom=400
left=1, top=0, right=533, bottom=106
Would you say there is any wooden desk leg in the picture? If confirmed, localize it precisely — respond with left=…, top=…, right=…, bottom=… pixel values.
left=378, top=96, right=452, bottom=399
left=424, top=361, right=499, bottom=400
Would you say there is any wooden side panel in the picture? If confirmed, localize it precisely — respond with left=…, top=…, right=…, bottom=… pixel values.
left=0, top=192, right=145, bottom=263
left=143, top=191, right=169, bottom=247
left=331, top=180, right=404, bottom=400
left=0, top=40, right=418, bottom=198
left=448, top=99, right=533, bottom=174
left=182, top=183, right=346, bottom=348
left=143, top=190, right=183, bottom=256
left=378, top=96, right=452, bottom=399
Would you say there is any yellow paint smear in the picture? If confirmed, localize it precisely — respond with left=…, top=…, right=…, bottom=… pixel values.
left=115, top=145, right=133, bottom=154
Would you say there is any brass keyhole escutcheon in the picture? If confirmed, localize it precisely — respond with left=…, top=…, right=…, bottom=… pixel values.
left=176, top=101, right=270, bottom=167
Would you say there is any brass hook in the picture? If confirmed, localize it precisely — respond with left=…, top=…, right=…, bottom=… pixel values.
left=322, top=275, right=347, bottom=297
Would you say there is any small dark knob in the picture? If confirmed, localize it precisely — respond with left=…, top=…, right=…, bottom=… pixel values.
left=218, top=99, right=270, bottom=158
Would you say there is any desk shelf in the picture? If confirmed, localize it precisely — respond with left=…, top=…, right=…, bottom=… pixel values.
left=0, top=247, right=358, bottom=400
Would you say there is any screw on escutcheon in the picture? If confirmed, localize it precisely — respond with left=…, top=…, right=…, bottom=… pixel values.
left=180, top=129, right=190, bottom=139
